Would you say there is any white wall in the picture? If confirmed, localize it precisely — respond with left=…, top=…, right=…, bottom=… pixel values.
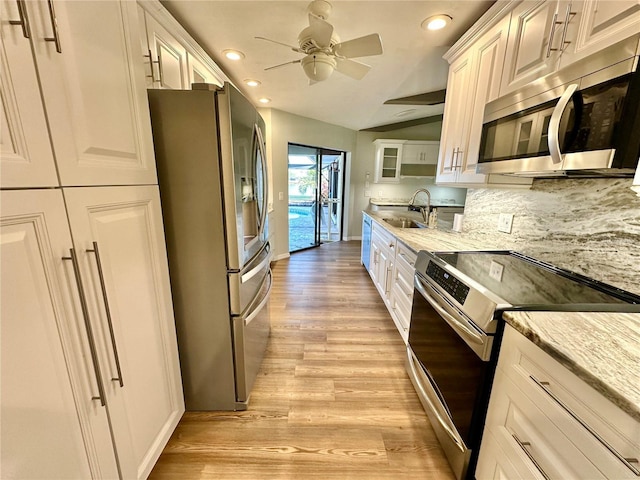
left=260, top=108, right=358, bottom=259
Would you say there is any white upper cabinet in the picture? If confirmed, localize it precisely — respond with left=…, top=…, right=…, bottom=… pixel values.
left=402, top=141, right=439, bottom=164
left=373, top=140, right=404, bottom=183
left=142, top=11, right=189, bottom=89
left=438, top=16, right=516, bottom=186
left=560, top=0, right=640, bottom=67
left=0, top=1, right=58, bottom=188
left=137, top=1, right=225, bottom=90
left=22, top=0, right=157, bottom=187
left=500, top=1, right=567, bottom=96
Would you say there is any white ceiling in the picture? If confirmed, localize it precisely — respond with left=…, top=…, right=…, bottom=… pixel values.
left=160, top=1, right=495, bottom=131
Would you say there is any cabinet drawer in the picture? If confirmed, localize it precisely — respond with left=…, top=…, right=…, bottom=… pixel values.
left=396, top=242, right=417, bottom=271
left=477, top=429, right=546, bottom=480
left=499, top=325, right=640, bottom=479
left=485, top=369, right=606, bottom=479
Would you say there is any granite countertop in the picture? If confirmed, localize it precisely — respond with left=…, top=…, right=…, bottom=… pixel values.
left=503, top=311, right=640, bottom=422
left=364, top=209, right=640, bottom=423
left=364, top=209, right=495, bottom=253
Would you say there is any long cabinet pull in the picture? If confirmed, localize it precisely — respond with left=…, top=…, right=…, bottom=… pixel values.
left=62, top=248, right=106, bottom=406
left=43, top=0, right=62, bottom=53
left=87, top=242, right=124, bottom=388
left=557, top=4, right=576, bottom=53
left=545, top=12, right=560, bottom=58
left=143, top=49, right=158, bottom=83
left=9, top=0, right=31, bottom=38
left=530, top=375, right=640, bottom=476
left=512, top=433, right=551, bottom=480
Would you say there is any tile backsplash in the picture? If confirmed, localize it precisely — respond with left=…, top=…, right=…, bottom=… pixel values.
left=462, top=178, right=640, bottom=296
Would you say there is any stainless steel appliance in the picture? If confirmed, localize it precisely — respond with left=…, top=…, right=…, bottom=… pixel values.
left=148, top=83, right=271, bottom=411
left=477, top=35, right=640, bottom=177
left=406, top=250, right=640, bottom=480
left=361, top=214, right=372, bottom=270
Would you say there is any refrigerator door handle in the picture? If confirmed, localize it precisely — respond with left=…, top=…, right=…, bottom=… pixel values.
left=254, top=123, right=269, bottom=240
left=241, top=247, right=271, bottom=284
left=245, top=270, right=272, bottom=326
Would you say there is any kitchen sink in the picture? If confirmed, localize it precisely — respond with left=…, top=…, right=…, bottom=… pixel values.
left=382, top=218, right=426, bottom=228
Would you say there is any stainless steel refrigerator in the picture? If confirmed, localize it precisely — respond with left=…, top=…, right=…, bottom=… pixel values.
left=148, top=83, right=271, bottom=411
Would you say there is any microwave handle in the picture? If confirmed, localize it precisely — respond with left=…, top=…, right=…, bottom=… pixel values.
left=548, top=83, right=578, bottom=164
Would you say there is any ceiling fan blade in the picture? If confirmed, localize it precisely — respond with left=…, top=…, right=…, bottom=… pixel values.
left=255, top=36, right=303, bottom=53
left=265, top=59, right=302, bottom=71
left=334, top=33, right=383, bottom=58
left=307, top=13, right=334, bottom=48
left=334, top=57, right=371, bottom=80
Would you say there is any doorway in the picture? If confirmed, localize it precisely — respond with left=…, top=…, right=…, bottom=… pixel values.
left=288, top=143, right=345, bottom=253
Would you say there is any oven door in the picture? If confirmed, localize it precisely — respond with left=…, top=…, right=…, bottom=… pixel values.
left=407, top=272, right=495, bottom=480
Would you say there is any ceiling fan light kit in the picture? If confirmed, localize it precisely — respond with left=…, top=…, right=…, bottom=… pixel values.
left=257, top=0, right=383, bottom=84
left=422, top=14, right=452, bottom=31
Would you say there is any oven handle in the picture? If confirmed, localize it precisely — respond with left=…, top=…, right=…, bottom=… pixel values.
left=414, top=274, right=485, bottom=346
left=406, top=348, right=466, bottom=453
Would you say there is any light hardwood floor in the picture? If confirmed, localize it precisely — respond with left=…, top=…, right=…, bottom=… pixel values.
left=149, top=241, right=455, bottom=479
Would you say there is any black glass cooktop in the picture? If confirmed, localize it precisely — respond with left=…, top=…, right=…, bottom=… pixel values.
left=433, top=251, right=640, bottom=308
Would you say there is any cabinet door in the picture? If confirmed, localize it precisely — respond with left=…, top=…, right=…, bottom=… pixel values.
left=501, top=1, right=563, bottom=95
left=458, top=18, right=510, bottom=184
left=188, top=52, right=222, bottom=86
left=437, top=54, right=473, bottom=184
left=25, top=0, right=157, bottom=186
left=0, top=1, right=58, bottom=188
left=1, top=189, right=118, bottom=479
left=562, top=0, right=640, bottom=68
left=63, top=185, right=184, bottom=480
left=374, top=142, right=403, bottom=183
left=145, top=12, right=189, bottom=89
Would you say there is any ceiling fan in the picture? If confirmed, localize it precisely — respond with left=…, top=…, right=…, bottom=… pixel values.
left=256, top=0, right=383, bottom=83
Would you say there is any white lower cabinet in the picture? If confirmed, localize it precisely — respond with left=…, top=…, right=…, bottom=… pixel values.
left=477, top=325, right=640, bottom=479
left=368, top=221, right=416, bottom=343
left=389, top=243, right=417, bottom=343
left=1, top=187, right=184, bottom=479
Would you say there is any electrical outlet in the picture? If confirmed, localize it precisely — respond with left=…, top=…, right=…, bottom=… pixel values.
left=497, top=213, right=514, bottom=233
left=489, top=260, right=504, bottom=282
left=278, top=192, right=284, bottom=201
left=364, top=189, right=371, bottom=197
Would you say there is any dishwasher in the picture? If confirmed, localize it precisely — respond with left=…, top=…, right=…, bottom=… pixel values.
left=361, top=214, right=372, bottom=270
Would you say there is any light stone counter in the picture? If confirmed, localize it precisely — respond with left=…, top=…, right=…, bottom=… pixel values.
left=365, top=210, right=640, bottom=421
left=503, top=311, right=640, bottom=422
left=364, top=209, right=497, bottom=253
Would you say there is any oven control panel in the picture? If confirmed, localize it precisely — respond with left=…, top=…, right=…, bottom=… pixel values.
left=426, top=261, right=470, bottom=305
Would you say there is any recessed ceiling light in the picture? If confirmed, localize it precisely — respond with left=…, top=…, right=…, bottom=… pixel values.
left=245, top=79, right=261, bottom=87
left=258, top=98, right=271, bottom=104
left=421, top=14, right=452, bottom=31
left=223, top=49, right=245, bottom=61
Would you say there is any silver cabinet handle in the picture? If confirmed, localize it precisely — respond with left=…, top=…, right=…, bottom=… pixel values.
left=44, top=0, right=62, bottom=53
left=558, top=4, right=576, bottom=53
left=63, top=248, right=106, bottom=406
left=530, top=375, right=640, bottom=476
left=548, top=83, right=577, bottom=165
left=143, top=49, right=159, bottom=83
left=512, top=433, right=551, bottom=480
left=87, top=242, right=124, bottom=388
left=8, top=0, right=31, bottom=38
left=545, top=12, right=560, bottom=58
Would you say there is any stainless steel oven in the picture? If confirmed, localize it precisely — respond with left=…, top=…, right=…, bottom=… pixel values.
left=406, top=251, right=640, bottom=480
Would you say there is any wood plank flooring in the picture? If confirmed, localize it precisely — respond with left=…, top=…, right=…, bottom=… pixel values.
left=149, top=241, right=455, bottom=479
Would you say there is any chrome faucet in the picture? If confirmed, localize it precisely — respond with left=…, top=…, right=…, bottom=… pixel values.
left=408, top=188, right=431, bottom=222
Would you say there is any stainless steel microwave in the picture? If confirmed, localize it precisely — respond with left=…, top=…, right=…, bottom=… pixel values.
left=477, top=36, right=640, bottom=177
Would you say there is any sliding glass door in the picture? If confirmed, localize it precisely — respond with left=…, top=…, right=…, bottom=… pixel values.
left=288, top=144, right=345, bottom=253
